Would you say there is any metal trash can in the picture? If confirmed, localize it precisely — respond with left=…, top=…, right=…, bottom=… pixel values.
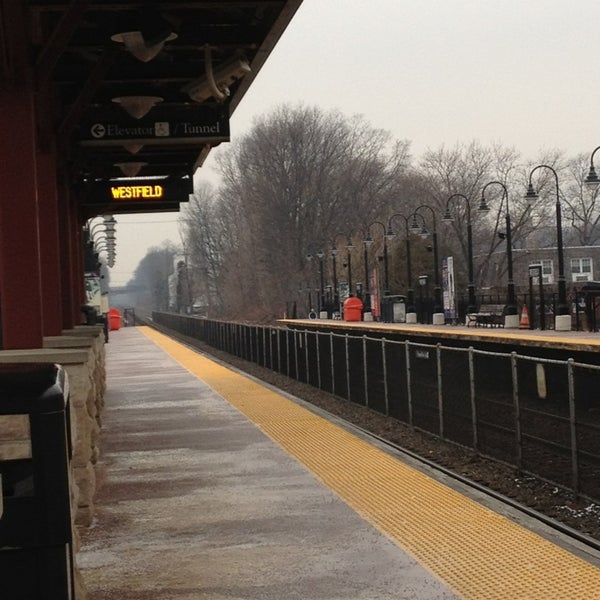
left=392, top=296, right=407, bottom=323
left=343, top=296, right=364, bottom=321
left=582, top=281, right=600, bottom=332
left=381, top=295, right=406, bottom=323
left=0, top=363, right=74, bottom=600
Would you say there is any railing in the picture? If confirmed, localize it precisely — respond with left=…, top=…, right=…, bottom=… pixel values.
left=152, top=312, right=600, bottom=502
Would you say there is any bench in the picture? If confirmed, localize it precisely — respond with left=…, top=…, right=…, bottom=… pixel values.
left=466, top=304, right=506, bottom=328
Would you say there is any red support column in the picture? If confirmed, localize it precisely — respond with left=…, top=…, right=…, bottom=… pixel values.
left=73, top=216, right=86, bottom=324
left=0, top=90, right=44, bottom=349
left=57, top=180, right=78, bottom=330
left=37, top=149, right=63, bottom=337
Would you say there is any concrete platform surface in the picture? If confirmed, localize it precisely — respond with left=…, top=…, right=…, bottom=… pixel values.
left=78, top=327, right=458, bottom=599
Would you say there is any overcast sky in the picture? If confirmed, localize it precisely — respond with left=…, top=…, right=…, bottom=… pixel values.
left=110, top=0, right=600, bottom=286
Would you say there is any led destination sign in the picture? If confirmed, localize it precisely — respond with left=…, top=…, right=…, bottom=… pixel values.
left=111, top=185, right=164, bottom=200
left=83, top=178, right=192, bottom=206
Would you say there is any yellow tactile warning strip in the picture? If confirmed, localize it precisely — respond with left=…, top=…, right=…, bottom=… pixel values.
left=140, top=326, right=600, bottom=599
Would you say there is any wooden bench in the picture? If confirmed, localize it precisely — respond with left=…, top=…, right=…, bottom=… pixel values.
left=466, top=304, right=506, bottom=328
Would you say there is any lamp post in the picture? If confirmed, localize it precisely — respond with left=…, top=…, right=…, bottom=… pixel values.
left=364, top=221, right=390, bottom=296
left=442, top=194, right=476, bottom=315
left=86, top=215, right=117, bottom=269
left=345, top=234, right=355, bottom=297
left=412, top=205, right=444, bottom=324
left=480, top=181, right=519, bottom=328
left=362, top=229, right=373, bottom=315
left=330, top=233, right=348, bottom=312
left=330, top=248, right=338, bottom=310
left=584, top=145, right=600, bottom=189
left=525, top=164, right=570, bottom=330
left=387, top=213, right=416, bottom=320
left=305, top=251, right=326, bottom=318
left=316, top=249, right=326, bottom=317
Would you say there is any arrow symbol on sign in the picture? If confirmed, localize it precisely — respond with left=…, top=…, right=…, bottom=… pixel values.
left=91, top=123, right=106, bottom=138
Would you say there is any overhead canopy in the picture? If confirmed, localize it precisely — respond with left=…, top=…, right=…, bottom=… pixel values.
left=2, top=1, right=302, bottom=210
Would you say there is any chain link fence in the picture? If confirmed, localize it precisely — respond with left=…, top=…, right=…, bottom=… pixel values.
left=152, top=312, right=600, bottom=502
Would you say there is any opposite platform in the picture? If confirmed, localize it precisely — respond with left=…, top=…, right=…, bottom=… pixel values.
left=78, top=326, right=600, bottom=599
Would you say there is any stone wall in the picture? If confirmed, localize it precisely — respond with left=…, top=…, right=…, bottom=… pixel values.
left=0, top=325, right=107, bottom=599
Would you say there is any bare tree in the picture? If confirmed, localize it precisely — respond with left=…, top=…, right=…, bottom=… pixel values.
left=417, top=142, right=524, bottom=294
left=127, top=242, right=179, bottom=311
left=206, top=103, right=411, bottom=319
left=180, top=183, right=230, bottom=315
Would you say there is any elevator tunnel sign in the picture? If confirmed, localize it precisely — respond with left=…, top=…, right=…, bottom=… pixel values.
left=77, top=107, right=229, bottom=145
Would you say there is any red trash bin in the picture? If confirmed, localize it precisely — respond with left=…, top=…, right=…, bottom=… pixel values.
left=343, top=296, right=363, bottom=322
left=108, top=307, right=122, bottom=331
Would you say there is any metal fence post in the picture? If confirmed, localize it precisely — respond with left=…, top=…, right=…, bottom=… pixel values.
left=437, top=343, right=443, bottom=439
left=567, top=358, right=580, bottom=494
left=382, top=338, right=389, bottom=416
left=330, top=331, right=336, bottom=396
left=405, top=340, right=413, bottom=426
left=305, top=331, right=310, bottom=385
left=316, top=331, right=322, bottom=389
left=255, top=326, right=258, bottom=363
left=511, top=352, right=522, bottom=470
left=363, top=335, right=369, bottom=408
left=294, top=330, right=300, bottom=381
left=345, top=334, right=351, bottom=402
left=469, top=346, right=478, bottom=451
left=283, top=330, right=287, bottom=375
left=276, top=328, right=281, bottom=372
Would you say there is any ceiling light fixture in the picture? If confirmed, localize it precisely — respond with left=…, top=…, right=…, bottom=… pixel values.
left=112, top=95, right=163, bottom=119
left=123, top=143, right=144, bottom=155
left=110, top=30, right=177, bottom=63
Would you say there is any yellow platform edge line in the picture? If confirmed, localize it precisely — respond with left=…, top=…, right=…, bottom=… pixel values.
left=139, top=327, right=600, bottom=600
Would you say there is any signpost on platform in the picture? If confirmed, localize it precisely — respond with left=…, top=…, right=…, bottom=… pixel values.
left=528, top=264, right=544, bottom=330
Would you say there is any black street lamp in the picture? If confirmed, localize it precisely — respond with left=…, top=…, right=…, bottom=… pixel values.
left=315, top=249, right=325, bottom=315
left=345, top=231, right=358, bottom=297
left=411, top=205, right=444, bottom=323
left=305, top=250, right=326, bottom=316
left=345, top=227, right=371, bottom=300
left=364, top=221, right=390, bottom=296
left=329, top=233, right=347, bottom=310
left=524, top=165, right=569, bottom=329
left=387, top=213, right=415, bottom=315
left=480, top=181, right=518, bottom=326
left=362, top=228, right=374, bottom=313
left=584, top=145, right=600, bottom=189
left=442, top=194, right=476, bottom=314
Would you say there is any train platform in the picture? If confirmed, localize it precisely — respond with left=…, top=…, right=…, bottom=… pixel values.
left=78, top=326, right=600, bottom=599
left=280, top=318, right=600, bottom=353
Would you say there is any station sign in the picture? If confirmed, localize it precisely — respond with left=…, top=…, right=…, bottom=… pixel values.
left=82, top=177, right=193, bottom=206
left=77, top=107, right=230, bottom=146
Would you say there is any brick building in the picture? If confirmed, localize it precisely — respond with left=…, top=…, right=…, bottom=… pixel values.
left=477, top=245, right=600, bottom=294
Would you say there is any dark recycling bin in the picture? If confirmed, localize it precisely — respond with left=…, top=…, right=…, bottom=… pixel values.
left=0, top=364, right=74, bottom=600
left=582, top=281, right=600, bottom=331
left=381, top=295, right=406, bottom=323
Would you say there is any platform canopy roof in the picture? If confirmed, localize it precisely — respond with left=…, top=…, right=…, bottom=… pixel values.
left=1, top=1, right=302, bottom=197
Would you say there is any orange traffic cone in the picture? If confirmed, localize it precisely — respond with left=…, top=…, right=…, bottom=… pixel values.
left=519, top=304, right=530, bottom=329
